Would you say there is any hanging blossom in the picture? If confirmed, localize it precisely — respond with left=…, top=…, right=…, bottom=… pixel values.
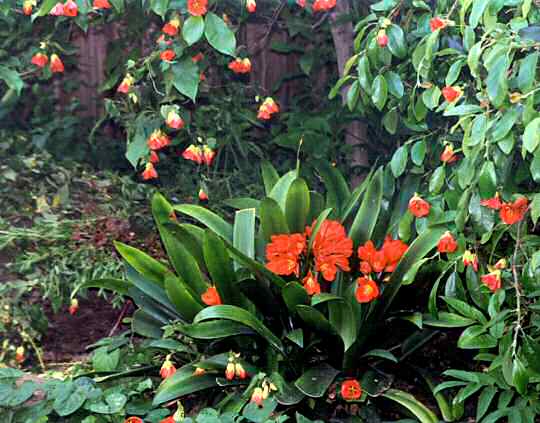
left=257, top=97, right=279, bottom=120
left=408, top=193, right=430, bottom=218
left=312, top=0, right=336, bottom=12
left=187, top=0, right=207, bottom=16
left=147, top=130, right=171, bottom=150
left=162, top=16, right=181, bottom=36
left=341, top=379, right=362, bottom=401
left=229, top=58, right=252, bottom=74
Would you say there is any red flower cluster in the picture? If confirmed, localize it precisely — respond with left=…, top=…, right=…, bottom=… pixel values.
left=147, top=130, right=171, bottom=150
left=257, top=97, right=280, bottom=120
left=408, top=194, right=430, bottom=218
left=187, top=0, right=207, bottom=16
left=358, top=236, right=408, bottom=275
left=162, top=17, right=180, bottom=36
left=181, top=145, right=216, bottom=166
left=341, top=379, right=362, bottom=401
left=312, top=0, right=336, bottom=12
left=266, top=233, right=307, bottom=277
left=229, top=58, right=252, bottom=74
left=481, top=194, right=528, bottom=225
left=50, top=0, right=78, bottom=16
left=225, top=355, right=247, bottom=381
left=355, top=277, right=379, bottom=303
left=201, top=286, right=221, bottom=305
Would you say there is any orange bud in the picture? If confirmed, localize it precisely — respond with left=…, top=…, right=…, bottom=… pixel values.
left=50, top=54, right=64, bottom=73
left=68, top=298, right=79, bottom=315
left=250, top=387, right=264, bottom=406
left=225, top=362, right=235, bottom=380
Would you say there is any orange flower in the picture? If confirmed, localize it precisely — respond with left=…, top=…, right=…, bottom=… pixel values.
left=23, top=0, right=33, bottom=15
left=494, top=258, right=507, bottom=270
left=257, top=97, right=280, bottom=120
left=150, top=151, right=160, bottom=164
left=166, top=110, right=184, bottom=129
left=50, top=54, right=64, bottom=73
left=201, top=286, right=221, bottom=305
left=160, top=417, right=175, bottom=423
left=437, top=231, right=457, bottom=253
left=147, top=130, right=171, bottom=150
left=440, top=144, right=458, bottom=163
left=162, top=17, right=180, bottom=36
left=235, top=362, right=247, bottom=379
left=358, top=240, right=376, bottom=263
left=198, top=189, right=208, bottom=201
left=307, top=220, right=353, bottom=282
left=142, top=163, right=158, bottom=180
left=182, top=145, right=204, bottom=164
left=408, top=194, right=430, bottom=218
left=68, top=298, right=79, bottom=315
left=266, top=233, right=306, bottom=277
left=355, top=277, right=379, bottom=303
left=341, top=379, right=362, bottom=401
left=377, top=30, right=388, bottom=47
left=359, top=261, right=372, bottom=275
left=228, top=58, right=252, bottom=74
left=187, top=0, right=207, bottom=16
left=192, top=52, right=204, bottom=63
left=370, top=250, right=387, bottom=273
left=296, top=0, right=305, bottom=6
left=382, top=236, right=408, bottom=272
left=481, top=271, right=501, bottom=292
left=430, top=17, right=447, bottom=31
left=312, top=0, right=336, bottom=12
left=202, top=146, right=216, bottom=166
left=49, top=3, right=64, bottom=15
left=93, top=0, right=111, bottom=9
left=63, top=0, right=78, bottom=16
left=125, top=418, right=143, bottom=423
left=193, top=367, right=206, bottom=376
left=31, top=53, right=49, bottom=68
left=442, top=86, right=462, bottom=103
left=246, top=0, right=256, bottom=12
left=15, top=346, right=25, bottom=363
left=199, top=72, right=206, bottom=81
left=160, top=49, right=176, bottom=62
left=302, top=271, right=321, bottom=296
left=117, top=74, right=134, bottom=93
left=500, top=197, right=528, bottom=225
left=225, top=362, right=235, bottom=380
left=251, top=387, right=264, bottom=406
left=480, top=193, right=502, bottom=210
left=160, top=357, right=177, bottom=379
left=463, top=250, right=478, bottom=272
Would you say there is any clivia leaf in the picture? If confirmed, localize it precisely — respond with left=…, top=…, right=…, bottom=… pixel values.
left=294, top=364, right=339, bottom=398
left=114, top=242, right=168, bottom=287
left=173, top=204, right=233, bottom=241
left=381, top=389, right=438, bottom=423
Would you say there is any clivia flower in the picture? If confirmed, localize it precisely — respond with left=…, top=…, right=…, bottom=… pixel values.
left=150, top=151, right=160, bottom=164
left=202, top=146, right=216, bottom=166
left=499, top=197, right=528, bottom=225
left=480, top=193, right=502, bottom=210
left=198, top=188, right=208, bottom=201
left=440, top=144, right=458, bottom=163
left=462, top=250, right=478, bottom=272
left=246, top=0, right=256, bottom=13
left=201, top=286, right=221, bottom=305
left=63, top=0, right=78, bottom=16
left=192, top=52, right=204, bottom=63
left=494, top=258, right=507, bottom=270
left=225, top=361, right=235, bottom=380
left=408, top=194, right=430, bottom=218
left=68, top=298, right=79, bottom=315
left=50, top=54, right=65, bottom=73
left=187, top=0, right=207, bottom=16
left=166, top=110, right=184, bottom=130
left=93, top=0, right=111, bottom=9
left=160, top=356, right=177, bottom=379
left=312, top=0, right=336, bottom=12
left=442, top=86, right=463, bottom=103
left=429, top=17, right=448, bottom=32
left=481, top=270, right=501, bottom=292
left=147, top=130, right=171, bottom=150
left=376, top=29, right=388, bottom=47
left=193, top=367, right=206, bottom=376
left=49, top=2, right=64, bottom=15
left=251, top=387, right=264, bottom=407
left=381, top=236, right=408, bottom=272
left=162, top=17, right=181, bottom=36
left=257, top=97, right=280, bottom=120
left=117, top=74, right=134, bottom=93
left=355, top=277, right=379, bottom=303
left=142, top=163, right=158, bottom=180
left=341, top=379, right=362, bottom=401
left=31, top=53, right=49, bottom=68
left=23, top=0, right=34, bottom=15
left=182, top=145, right=204, bottom=164
left=266, top=233, right=307, bottom=277
left=160, top=49, right=176, bottom=62
left=228, top=58, right=252, bottom=74
left=437, top=231, right=457, bottom=253
left=124, top=418, right=143, bottom=423
left=306, top=220, right=353, bottom=282
left=235, top=362, right=247, bottom=379
left=302, top=271, right=321, bottom=296
left=15, top=346, right=25, bottom=363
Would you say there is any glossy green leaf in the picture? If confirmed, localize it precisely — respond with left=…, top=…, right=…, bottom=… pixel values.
left=269, top=170, right=297, bottom=209
left=387, top=24, right=407, bottom=58
left=204, top=12, right=236, bottom=56
left=114, top=242, right=168, bottom=287
left=381, top=389, right=438, bottom=423
left=179, top=320, right=254, bottom=339
left=524, top=118, right=540, bottom=153
left=174, top=204, right=233, bottom=241
left=390, top=145, right=408, bottom=178
left=183, top=16, right=205, bottom=45
left=153, top=373, right=220, bottom=405
left=294, top=364, right=339, bottom=398
left=164, top=274, right=203, bottom=321
left=261, top=160, right=279, bottom=195
left=260, top=197, right=289, bottom=241
left=233, top=208, right=256, bottom=269
left=285, top=178, right=311, bottom=233
left=282, top=282, right=309, bottom=313
left=371, top=75, right=388, bottom=110
left=349, top=168, right=383, bottom=246
left=171, top=59, right=199, bottom=102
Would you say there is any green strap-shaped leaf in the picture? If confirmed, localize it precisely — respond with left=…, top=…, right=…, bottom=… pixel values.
left=127, top=268, right=180, bottom=318
left=381, top=389, right=438, bottom=423
left=131, top=309, right=163, bottom=339
left=261, top=160, right=280, bottom=195
left=282, top=282, right=309, bottom=312
left=174, top=204, right=233, bottom=241
left=316, top=161, right=351, bottom=216
left=163, top=222, right=206, bottom=271
left=114, top=241, right=169, bottom=287
left=233, top=209, right=256, bottom=270
left=153, top=373, right=221, bottom=405
left=75, top=278, right=131, bottom=296
left=285, top=178, right=311, bottom=233
left=348, top=168, right=383, bottom=246
left=328, top=300, right=357, bottom=352
left=194, top=305, right=284, bottom=354
left=295, top=305, right=336, bottom=336
left=340, top=168, right=373, bottom=222
left=260, top=197, right=289, bottom=241
left=268, top=170, right=298, bottom=210
left=294, top=364, right=339, bottom=398
left=178, top=320, right=255, bottom=339
left=164, top=274, right=203, bottom=322
left=203, top=230, right=241, bottom=306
